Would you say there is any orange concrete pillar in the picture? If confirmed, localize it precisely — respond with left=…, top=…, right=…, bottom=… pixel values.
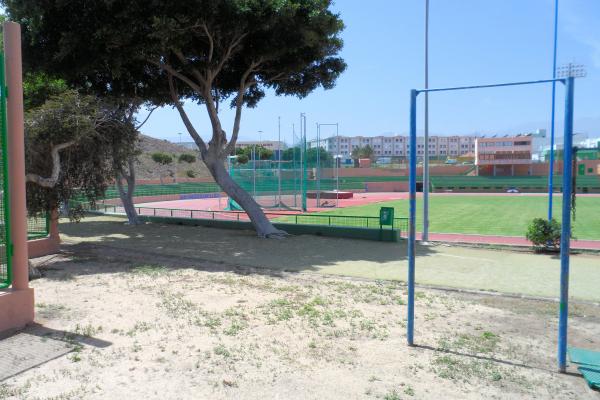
left=5, top=22, right=29, bottom=290
left=0, top=21, right=34, bottom=333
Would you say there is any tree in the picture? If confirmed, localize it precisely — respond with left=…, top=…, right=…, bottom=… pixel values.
left=350, top=145, right=375, bottom=166
left=282, top=146, right=302, bottom=162
left=5, top=0, right=347, bottom=237
left=2, top=13, right=141, bottom=225
left=151, top=152, right=175, bottom=184
left=24, top=90, right=137, bottom=220
left=236, top=145, right=273, bottom=161
left=306, top=147, right=332, bottom=167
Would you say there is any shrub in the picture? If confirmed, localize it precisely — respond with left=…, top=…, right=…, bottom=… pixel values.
left=178, top=153, right=196, bottom=163
left=185, top=170, right=196, bottom=178
left=236, top=154, right=249, bottom=164
left=151, top=152, right=173, bottom=165
left=525, top=218, right=561, bottom=251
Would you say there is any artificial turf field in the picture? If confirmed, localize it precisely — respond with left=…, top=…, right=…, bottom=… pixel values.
left=315, top=194, right=600, bottom=240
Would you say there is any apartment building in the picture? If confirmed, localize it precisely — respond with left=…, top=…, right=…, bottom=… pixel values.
left=322, top=134, right=477, bottom=161
left=475, top=130, right=547, bottom=176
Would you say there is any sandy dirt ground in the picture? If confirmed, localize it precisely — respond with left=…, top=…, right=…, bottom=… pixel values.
left=1, top=221, right=600, bottom=399
left=59, top=216, right=600, bottom=301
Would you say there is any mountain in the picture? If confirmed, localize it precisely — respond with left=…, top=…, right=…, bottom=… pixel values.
left=134, top=135, right=213, bottom=181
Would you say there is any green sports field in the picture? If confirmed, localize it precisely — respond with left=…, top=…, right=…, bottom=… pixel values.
left=316, top=195, right=600, bottom=240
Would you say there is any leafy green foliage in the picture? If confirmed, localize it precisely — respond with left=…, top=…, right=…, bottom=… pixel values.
left=25, top=90, right=137, bottom=218
left=178, top=153, right=196, bottom=164
left=281, top=146, right=332, bottom=167
left=185, top=170, right=196, bottom=178
left=151, top=152, right=173, bottom=166
left=236, top=145, right=273, bottom=161
left=525, top=218, right=561, bottom=251
left=6, top=0, right=346, bottom=231
left=351, top=145, right=375, bottom=160
left=23, top=72, right=69, bottom=111
left=5, top=0, right=346, bottom=143
left=235, top=154, right=249, bottom=164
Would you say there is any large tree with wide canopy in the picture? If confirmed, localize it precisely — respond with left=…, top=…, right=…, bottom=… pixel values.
left=5, top=0, right=347, bottom=237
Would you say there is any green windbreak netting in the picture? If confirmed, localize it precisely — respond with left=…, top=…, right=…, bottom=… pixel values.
left=229, top=159, right=304, bottom=211
left=27, top=215, right=49, bottom=239
left=0, top=52, right=11, bottom=288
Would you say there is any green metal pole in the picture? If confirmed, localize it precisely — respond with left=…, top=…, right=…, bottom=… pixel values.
left=301, top=114, right=307, bottom=211
left=0, top=52, right=12, bottom=288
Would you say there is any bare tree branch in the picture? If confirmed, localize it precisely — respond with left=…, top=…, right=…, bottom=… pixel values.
left=224, top=62, right=261, bottom=155
left=202, top=22, right=214, bottom=62
left=172, top=49, right=209, bottom=87
left=168, top=73, right=208, bottom=156
left=135, top=106, right=158, bottom=130
left=150, top=59, right=204, bottom=93
left=212, top=32, right=248, bottom=78
left=26, top=141, right=75, bottom=188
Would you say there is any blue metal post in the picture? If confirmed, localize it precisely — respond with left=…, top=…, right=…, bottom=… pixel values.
left=558, top=76, right=574, bottom=373
left=548, top=0, right=559, bottom=220
left=407, top=89, right=418, bottom=346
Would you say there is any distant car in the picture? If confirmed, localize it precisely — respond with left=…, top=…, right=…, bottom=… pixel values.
left=506, top=187, right=520, bottom=193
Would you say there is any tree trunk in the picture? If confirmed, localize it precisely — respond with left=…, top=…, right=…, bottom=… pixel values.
left=116, top=161, right=141, bottom=225
left=203, top=153, right=286, bottom=238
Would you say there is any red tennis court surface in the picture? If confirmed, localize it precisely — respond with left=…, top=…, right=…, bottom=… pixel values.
left=136, top=192, right=407, bottom=213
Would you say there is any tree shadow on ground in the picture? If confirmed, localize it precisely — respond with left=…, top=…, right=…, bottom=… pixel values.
left=47, top=216, right=437, bottom=280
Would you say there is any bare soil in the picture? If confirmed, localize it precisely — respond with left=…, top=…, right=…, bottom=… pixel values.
left=1, top=240, right=599, bottom=399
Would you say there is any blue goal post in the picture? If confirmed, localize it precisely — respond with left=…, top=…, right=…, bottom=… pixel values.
left=406, top=77, right=575, bottom=373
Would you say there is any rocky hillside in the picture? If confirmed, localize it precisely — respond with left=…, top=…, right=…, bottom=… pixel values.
left=134, top=135, right=213, bottom=181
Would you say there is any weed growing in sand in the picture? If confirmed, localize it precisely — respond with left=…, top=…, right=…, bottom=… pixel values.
left=130, top=264, right=169, bottom=275
left=438, top=331, right=500, bottom=354
left=383, top=389, right=402, bottom=400
left=74, top=323, right=102, bottom=337
left=214, top=344, right=231, bottom=358
left=126, top=321, right=152, bottom=337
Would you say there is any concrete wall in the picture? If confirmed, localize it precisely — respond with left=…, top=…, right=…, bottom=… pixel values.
left=28, top=211, right=60, bottom=259
left=133, top=177, right=215, bottom=185
left=479, top=161, right=600, bottom=177
left=321, top=165, right=471, bottom=178
left=140, top=215, right=400, bottom=242
left=365, top=181, right=409, bottom=192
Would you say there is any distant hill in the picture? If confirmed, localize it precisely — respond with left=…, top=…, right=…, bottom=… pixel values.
left=134, top=135, right=213, bottom=181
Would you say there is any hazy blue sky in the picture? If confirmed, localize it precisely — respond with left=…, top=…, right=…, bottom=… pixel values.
left=138, top=0, right=600, bottom=144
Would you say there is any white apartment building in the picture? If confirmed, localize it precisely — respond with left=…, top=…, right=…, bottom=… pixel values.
left=322, top=135, right=477, bottom=160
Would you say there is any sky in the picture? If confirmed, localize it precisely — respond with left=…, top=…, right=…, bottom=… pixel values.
left=138, top=0, right=600, bottom=144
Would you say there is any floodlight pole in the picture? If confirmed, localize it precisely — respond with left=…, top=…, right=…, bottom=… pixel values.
left=301, top=113, right=307, bottom=211
left=407, top=89, right=418, bottom=346
left=292, top=124, right=298, bottom=208
left=278, top=116, right=282, bottom=209
left=423, top=0, right=430, bottom=242
left=316, top=123, right=321, bottom=206
left=548, top=0, right=559, bottom=221
left=558, top=76, right=574, bottom=373
left=253, top=145, right=256, bottom=198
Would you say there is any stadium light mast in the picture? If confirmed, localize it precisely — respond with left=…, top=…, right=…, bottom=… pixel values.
left=278, top=117, right=282, bottom=209
left=547, top=0, right=559, bottom=221
left=422, top=0, right=430, bottom=242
